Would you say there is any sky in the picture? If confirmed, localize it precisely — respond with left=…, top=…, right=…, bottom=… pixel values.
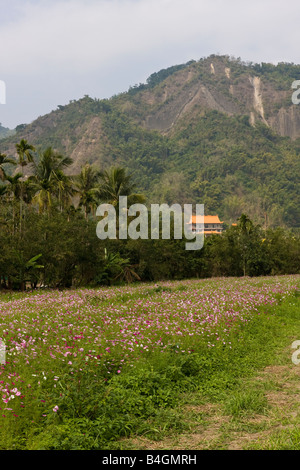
left=0, top=0, right=300, bottom=129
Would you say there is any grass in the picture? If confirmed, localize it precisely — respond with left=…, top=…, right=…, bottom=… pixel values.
left=0, top=276, right=299, bottom=450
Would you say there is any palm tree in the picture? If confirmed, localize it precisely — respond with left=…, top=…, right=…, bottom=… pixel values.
left=15, top=139, right=35, bottom=174
left=31, top=177, right=56, bottom=214
left=15, top=140, right=35, bottom=231
left=98, top=166, right=145, bottom=208
left=237, top=214, right=255, bottom=276
left=0, top=152, right=16, bottom=181
left=32, top=147, right=72, bottom=180
left=6, top=172, right=23, bottom=233
left=74, top=163, right=100, bottom=219
left=53, top=169, right=76, bottom=212
left=30, top=147, right=73, bottom=214
left=6, top=173, right=22, bottom=200
left=22, top=178, right=36, bottom=206
left=97, top=166, right=146, bottom=237
left=0, top=185, right=9, bottom=238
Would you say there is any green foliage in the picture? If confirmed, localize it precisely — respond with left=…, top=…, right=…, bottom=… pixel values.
left=223, top=389, right=269, bottom=417
left=145, top=61, right=195, bottom=88
left=94, top=251, right=140, bottom=285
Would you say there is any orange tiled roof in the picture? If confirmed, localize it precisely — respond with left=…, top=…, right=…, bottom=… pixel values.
left=189, top=215, right=223, bottom=224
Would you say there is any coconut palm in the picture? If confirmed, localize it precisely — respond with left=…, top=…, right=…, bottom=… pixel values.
left=30, top=147, right=73, bottom=214
left=32, top=147, right=72, bottom=181
left=97, top=166, right=146, bottom=237
left=53, top=169, right=76, bottom=212
left=74, top=163, right=100, bottom=219
left=98, top=166, right=145, bottom=208
left=31, top=177, right=57, bottom=214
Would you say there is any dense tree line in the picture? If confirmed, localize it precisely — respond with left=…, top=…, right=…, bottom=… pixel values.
left=0, top=139, right=299, bottom=290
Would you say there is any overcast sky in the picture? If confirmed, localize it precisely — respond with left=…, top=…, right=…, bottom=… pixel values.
left=0, top=0, right=300, bottom=129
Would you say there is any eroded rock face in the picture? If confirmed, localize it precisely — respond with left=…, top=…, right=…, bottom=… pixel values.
left=134, top=58, right=300, bottom=139
left=249, top=76, right=269, bottom=126
left=268, top=106, right=300, bottom=139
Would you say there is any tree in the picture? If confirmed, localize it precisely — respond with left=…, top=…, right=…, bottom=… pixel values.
left=94, top=251, right=141, bottom=285
left=6, top=172, right=22, bottom=231
left=54, top=170, right=76, bottom=212
left=15, top=139, right=35, bottom=172
left=74, top=163, right=100, bottom=219
left=15, top=140, right=36, bottom=231
left=98, top=166, right=146, bottom=208
left=30, top=147, right=73, bottom=214
left=236, top=214, right=264, bottom=276
left=15, top=253, right=44, bottom=291
left=0, top=152, right=16, bottom=181
left=6, top=173, right=22, bottom=199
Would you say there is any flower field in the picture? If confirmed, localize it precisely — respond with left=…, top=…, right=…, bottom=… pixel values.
left=0, top=275, right=299, bottom=449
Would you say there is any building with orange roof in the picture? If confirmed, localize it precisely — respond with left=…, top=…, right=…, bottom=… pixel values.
left=187, top=214, right=224, bottom=236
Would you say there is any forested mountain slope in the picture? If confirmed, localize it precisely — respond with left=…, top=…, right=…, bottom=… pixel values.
left=1, top=55, right=300, bottom=227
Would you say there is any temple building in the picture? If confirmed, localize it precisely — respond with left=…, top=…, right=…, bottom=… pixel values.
left=188, top=214, right=224, bottom=236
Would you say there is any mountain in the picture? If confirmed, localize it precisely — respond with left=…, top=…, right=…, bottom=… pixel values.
left=119, top=55, right=300, bottom=138
left=0, top=124, right=14, bottom=139
left=1, top=55, right=300, bottom=228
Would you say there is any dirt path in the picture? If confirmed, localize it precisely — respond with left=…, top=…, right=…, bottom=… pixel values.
left=123, top=363, right=300, bottom=450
